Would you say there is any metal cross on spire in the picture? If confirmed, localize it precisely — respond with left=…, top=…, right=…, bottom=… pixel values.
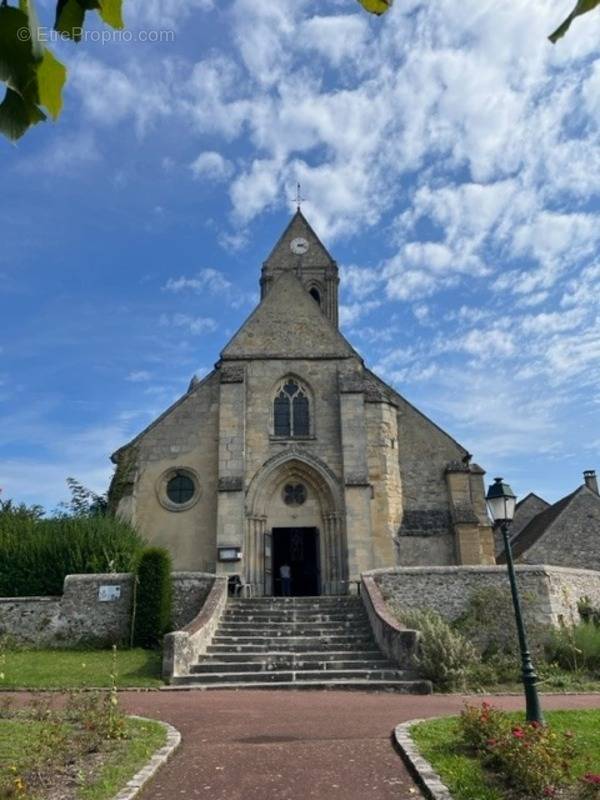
left=294, top=182, right=306, bottom=210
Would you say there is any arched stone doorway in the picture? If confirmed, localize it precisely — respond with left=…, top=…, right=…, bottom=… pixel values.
left=245, top=450, right=346, bottom=596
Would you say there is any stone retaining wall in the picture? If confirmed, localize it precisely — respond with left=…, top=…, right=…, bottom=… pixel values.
left=368, top=565, right=600, bottom=626
left=0, top=572, right=214, bottom=647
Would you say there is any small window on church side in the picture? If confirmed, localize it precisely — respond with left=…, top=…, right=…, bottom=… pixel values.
left=273, top=379, right=311, bottom=438
left=309, top=287, right=321, bottom=305
left=166, top=473, right=195, bottom=504
left=157, top=467, right=201, bottom=512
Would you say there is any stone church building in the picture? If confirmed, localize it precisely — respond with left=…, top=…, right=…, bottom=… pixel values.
left=109, top=211, right=495, bottom=596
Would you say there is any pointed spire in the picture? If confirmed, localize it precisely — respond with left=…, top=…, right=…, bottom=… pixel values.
left=260, top=210, right=340, bottom=327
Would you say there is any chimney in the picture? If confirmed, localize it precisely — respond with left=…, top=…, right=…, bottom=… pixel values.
left=583, top=470, right=598, bottom=494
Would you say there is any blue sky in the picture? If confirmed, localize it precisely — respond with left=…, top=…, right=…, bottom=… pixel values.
left=1, top=0, right=599, bottom=511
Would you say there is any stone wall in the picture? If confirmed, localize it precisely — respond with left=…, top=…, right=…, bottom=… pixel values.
left=368, top=565, right=600, bottom=627
left=0, top=572, right=214, bottom=647
left=171, top=573, right=214, bottom=628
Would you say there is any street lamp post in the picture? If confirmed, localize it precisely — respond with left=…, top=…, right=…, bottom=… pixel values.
left=486, top=477, right=544, bottom=725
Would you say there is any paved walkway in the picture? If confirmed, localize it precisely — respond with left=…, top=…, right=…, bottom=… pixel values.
left=119, top=691, right=600, bottom=800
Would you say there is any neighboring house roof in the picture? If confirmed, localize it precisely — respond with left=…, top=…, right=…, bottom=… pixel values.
left=498, top=487, right=583, bottom=563
left=515, top=492, right=549, bottom=511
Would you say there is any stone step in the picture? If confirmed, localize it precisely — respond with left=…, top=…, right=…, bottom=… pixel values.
left=167, top=678, right=433, bottom=693
left=172, top=668, right=415, bottom=685
left=197, top=650, right=387, bottom=663
left=207, top=641, right=377, bottom=654
left=191, top=659, right=394, bottom=674
left=211, top=634, right=374, bottom=646
left=222, top=612, right=368, bottom=623
left=217, top=624, right=372, bottom=636
left=228, top=600, right=362, bottom=608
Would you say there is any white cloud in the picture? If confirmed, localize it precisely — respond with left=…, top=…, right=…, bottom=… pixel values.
left=125, top=0, right=213, bottom=29
left=160, top=313, right=217, bottom=334
left=70, top=55, right=174, bottom=134
left=126, top=370, right=152, bottom=382
left=16, top=133, right=99, bottom=175
left=521, top=308, right=586, bottom=335
left=300, top=14, right=370, bottom=67
left=339, top=300, right=381, bottom=327
left=340, top=264, right=382, bottom=300
left=190, top=151, right=234, bottom=182
left=163, top=267, right=255, bottom=309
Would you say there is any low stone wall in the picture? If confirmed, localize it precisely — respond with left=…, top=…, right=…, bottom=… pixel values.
left=163, top=576, right=228, bottom=680
left=0, top=572, right=214, bottom=647
left=368, top=565, right=600, bottom=627
left=361, top=575, right=421, bottom=670
left=171, top=573, right=214, bottom=629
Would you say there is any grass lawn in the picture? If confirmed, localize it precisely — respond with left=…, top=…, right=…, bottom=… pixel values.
left=0, top=648, right=163, bottom=689
left=0, top=716, right=166, bottom=800
left=411, top=710, right=600, bottom=800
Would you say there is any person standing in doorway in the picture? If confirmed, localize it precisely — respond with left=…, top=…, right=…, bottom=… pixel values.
left=280, top=563, right=292, bottom=596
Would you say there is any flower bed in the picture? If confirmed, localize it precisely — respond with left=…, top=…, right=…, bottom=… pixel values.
left=411, top=707, right=600, bottom=800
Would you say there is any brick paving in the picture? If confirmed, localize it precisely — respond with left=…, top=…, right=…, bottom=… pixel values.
left=117, top=690, right=600, bottom=800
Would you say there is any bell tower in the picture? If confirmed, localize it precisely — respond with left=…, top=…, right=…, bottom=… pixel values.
left=260, top=209, right=340, bottom=328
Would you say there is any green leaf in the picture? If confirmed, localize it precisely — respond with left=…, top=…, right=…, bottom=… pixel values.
left=54, top=0, right=86, bottom=41
left=356, top=0, right=393, bottom=16
left=18, top=0, right=44, bottom=60
left=36, top=49, right=66, bottom=120
left=0, top=5, right=37, bottom=91
left=99, top=0, right=124, bottom=30
left=0, top=86, right=45, bottom=141
left=548, top=0, right=600, bottom=42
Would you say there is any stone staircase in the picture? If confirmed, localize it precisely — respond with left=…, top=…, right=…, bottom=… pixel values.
left=169, top=595, right=432, bottom=692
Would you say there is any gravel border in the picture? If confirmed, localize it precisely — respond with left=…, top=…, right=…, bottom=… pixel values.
left=394, top=717, right=454, bottom=800
left=111, top=716, right=181, bottom=800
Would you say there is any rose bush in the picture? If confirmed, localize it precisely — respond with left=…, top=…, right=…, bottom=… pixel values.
left=458, top=703, right=576, bottom=797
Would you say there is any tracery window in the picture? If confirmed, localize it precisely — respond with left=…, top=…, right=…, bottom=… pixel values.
left=273, top=378, right=310, bottom=437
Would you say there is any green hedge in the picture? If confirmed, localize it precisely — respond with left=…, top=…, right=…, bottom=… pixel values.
left=132, top=548, right=173, bottom=649
left=0, top=515, right=145, bottom=596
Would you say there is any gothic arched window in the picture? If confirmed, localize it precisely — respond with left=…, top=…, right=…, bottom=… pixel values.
left=273, top=379, right=310, bottom=437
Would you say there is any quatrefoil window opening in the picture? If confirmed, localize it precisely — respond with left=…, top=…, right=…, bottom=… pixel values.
left=273, top=379, right=310, bottom=437
left=283, top=483, right=307, bottom=506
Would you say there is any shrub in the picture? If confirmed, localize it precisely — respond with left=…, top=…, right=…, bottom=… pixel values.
left=578, top=596, right=600, bottom=627
left=0, top=515, right=144, bottom=596
left=547, top=621, right=600, bottom=673
left=132, top=548, right=172, bottom=649
left=398, top=608, right=479, bottom=691
left=459, top=702, right=576, bottom=798
left=454, top=586, right=551, bottom=663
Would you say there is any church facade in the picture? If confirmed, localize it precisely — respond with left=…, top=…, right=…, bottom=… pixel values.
left=109, top=212, right=495, bottom=595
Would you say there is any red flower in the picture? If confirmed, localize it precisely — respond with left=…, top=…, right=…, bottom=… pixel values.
left=512, top=727, right=525, bottom=739
left=583, top=773, right=600, bottom=785
left=543, top=786, right=557, bottom=797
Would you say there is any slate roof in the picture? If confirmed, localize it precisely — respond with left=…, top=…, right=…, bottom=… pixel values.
left=497, top=487, right=581, bottom=563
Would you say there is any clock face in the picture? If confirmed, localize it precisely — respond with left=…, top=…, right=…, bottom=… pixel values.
left=290, top=237, right=309, bottom=255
